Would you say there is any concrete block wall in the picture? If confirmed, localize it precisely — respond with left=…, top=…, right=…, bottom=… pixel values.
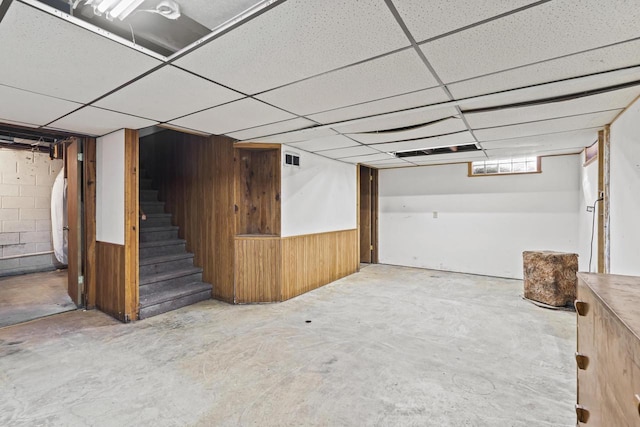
left=0, top=147, right=64, bottom=276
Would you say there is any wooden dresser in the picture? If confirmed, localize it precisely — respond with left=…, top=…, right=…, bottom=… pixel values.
left=576, top=273, right=640, bottom=426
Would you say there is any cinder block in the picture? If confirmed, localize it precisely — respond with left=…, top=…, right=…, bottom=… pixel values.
left=36, top=174, right=56, bottom=187
left=36, top=241, right=53, bottom=252
left=19, top=254, right=54, bottom=267
left=0, top=208, right=19, bottom=221
left=20, top=231, right=51, bottom=244
left=0, top=232, right=20, bottom=245
left=0, top=184, right=19, bottom=196
left=0, top=258, right=20, bottom=271
left=0, top=152, right=18, bottom=172
left=20, top=185, right=51, bottom=197
left=3, top=243, right=37, bottom=257
left=2, top=173, right=36, bottom=186
left=19, top=208, right=49, bottom=220
left=36, top=219, right=52, bottom=231
left=35, top=197, right=51, bottom=209
left=2, top=196, right=34, bottom=209
left=3, top=220, right=36, bottom=232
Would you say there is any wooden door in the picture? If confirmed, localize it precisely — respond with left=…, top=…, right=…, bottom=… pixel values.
left=66, top=138, right=83, bottom=306
left=359, top=166, right=378, bottom=263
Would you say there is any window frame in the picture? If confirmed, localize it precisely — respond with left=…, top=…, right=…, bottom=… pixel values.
left=467, top=156, right=541, bottom=177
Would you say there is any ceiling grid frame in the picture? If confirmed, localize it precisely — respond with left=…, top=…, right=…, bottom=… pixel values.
left=383, top=0, right=488, bottom=160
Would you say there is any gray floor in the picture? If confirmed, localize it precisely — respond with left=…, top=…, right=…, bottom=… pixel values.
left=0, top=264, right=576, bottom=426
left=0, top=270, right=75, bottom=328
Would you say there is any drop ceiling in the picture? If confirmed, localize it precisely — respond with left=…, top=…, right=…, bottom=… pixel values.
left=0, top=0, right=638, bottom=168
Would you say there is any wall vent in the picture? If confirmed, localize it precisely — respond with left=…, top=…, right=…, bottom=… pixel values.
left=284, top=152, right=300, bottom=167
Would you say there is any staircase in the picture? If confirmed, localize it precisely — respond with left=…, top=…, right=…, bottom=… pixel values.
left=138, top=176, right=212, bottom=319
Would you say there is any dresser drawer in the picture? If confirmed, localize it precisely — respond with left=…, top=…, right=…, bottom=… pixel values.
left=576, top=282, right=599, bottom=425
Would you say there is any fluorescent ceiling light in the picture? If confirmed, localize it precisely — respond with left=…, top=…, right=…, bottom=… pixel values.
left=108, top=0, right=145, bottom=20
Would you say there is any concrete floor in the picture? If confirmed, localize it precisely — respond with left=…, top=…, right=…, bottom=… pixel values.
left=0, top=264, right=576, bottom=426
left=0, top=270, right=75, bottom=328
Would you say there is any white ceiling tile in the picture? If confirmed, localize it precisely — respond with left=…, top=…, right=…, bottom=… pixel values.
left=0, top=85, right=81, bottom=126
left=370, top=131, right=476, bottom=153
left=48, top=106, right=157, bottom=136
left=339, top=153, right=397, bottom=164
left=371, top=163, right=414, bottom=169
left=228, top=117, right=317, bottom=141
left=363, top=158, right=416, bottom=168
left=465, top=86, right=640, bottom=129
left=94, top=66, right=243, bottom=122
left=169, top=98, right=296, bottom=134
left=458, top=67, right=640, bottom=110
left=179, top=0, right=266, bottom=30
left=348, top=117, right=467, bottom=144
left=333, top=106, right=459, bottom=134
left=485, top=147, right=583, bottom=158
left=287, top=134, right=358, bottom=151
left=157, top=123, right=212, bottom=137
left=307, top=87, right=450, bottom=124
left=393, top=0, right=537, bottom=42
left=256, top=49, right=438, bottom=115
left=481, top=129, right=598, bottom=150
left=410, top=151, right=488, bottom=164
left=0, top=2, right=161, bottom=103
left=422, top=0, right=640, bottom=83
left=174, top=0, right=410, bottom=94
left=449, top=39, right=640, bottom=99
left=474, top=110, right=621, bottom=142
left=365, top=158, right=414, bottom=165
left=248, top=127, right=338, bottom=144
left=318, top=145, right=381, bottom=159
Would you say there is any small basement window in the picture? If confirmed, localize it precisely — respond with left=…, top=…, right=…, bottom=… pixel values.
left=469, top=156, right=540, bottom=176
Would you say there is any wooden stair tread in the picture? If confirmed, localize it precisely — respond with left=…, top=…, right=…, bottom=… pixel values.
left=139, top=281, right=211, bottom=308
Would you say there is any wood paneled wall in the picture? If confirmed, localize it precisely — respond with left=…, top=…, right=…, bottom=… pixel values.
left=141, top=131, right=357, bottom=305
left=140, top=131, right=236, bottom=303
left=234, top=236, right=281, bottom=303
left=233, top=230, right=359, bottom=303
left=281, top=229, right=359, bottom=300
left=96, top=241, right=126, bottom=320
left=94, top=130, right=138, bottom=322
left=235, top=148, right=281, bottom=235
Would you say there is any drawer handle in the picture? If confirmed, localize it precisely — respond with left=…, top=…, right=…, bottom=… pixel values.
left=575, top=300, right=589, bottom=316
left=576, top=404, right=590, bottom=423
left=575, top=353, right=589, bottom=370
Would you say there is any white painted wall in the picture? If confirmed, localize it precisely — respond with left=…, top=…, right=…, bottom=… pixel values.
left=96, top=129, right=125, bottom=245
left=577, top=156, right=599, bottom=272
left=281, top=146, right=356, bottom=237
left=609, top=97, right=640, bottom=276
left=379, top=155, right=581, bottom=279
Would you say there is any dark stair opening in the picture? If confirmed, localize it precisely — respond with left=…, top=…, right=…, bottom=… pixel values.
left=138, top=171, right=212, bottom=319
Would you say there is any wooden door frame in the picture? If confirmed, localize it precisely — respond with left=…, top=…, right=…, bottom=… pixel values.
left=358, top=165, right=378, bottom=264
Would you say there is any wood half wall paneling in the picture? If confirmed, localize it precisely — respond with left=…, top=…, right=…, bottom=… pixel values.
left=96, top=241, right=125, bottom=320
left=140, top=131, right=236, bottom=303
left=123, top=129, right=139, bottom=321
left=281, top=229, right=358, bottom=301
left=234, top=236, right=281, bottom=303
